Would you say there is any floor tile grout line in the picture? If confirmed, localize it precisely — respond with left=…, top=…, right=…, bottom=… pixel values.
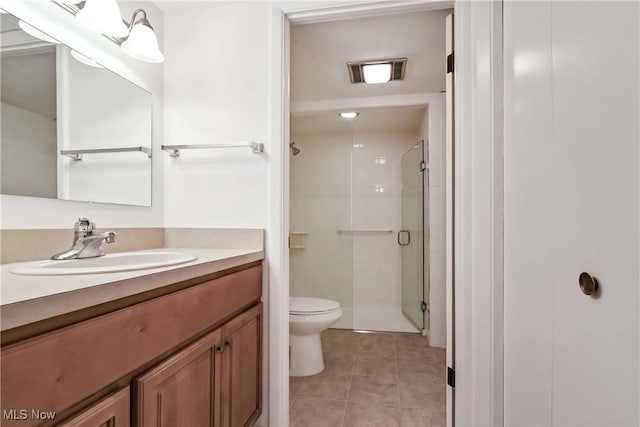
left=293, top=330, right=444, bottom=426
left=341, top=341, right=357, bottom=427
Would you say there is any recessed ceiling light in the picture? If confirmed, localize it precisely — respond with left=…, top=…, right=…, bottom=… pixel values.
left=363, top=63, right=392, bottom=84
left=347, top=58, right=407, bottom=84
left=339, top=112, right=359, bottom=119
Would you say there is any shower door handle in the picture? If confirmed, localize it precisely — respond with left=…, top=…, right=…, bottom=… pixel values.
left=398, top=230, right=410, bottom=246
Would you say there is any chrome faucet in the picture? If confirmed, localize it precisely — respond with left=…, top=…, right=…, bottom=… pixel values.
left=51, top=218, right=116, bottom=260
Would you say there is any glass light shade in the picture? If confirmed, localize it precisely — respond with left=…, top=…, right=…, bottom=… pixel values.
left=76, top=0, right=129, bottom=38
left=363, top=63, right=392, bottom=84
left=339, top=112, right=359, bottom=119
left=71, top=50, right=103, bottom=68
left=18, top=20, right=60, bottom=44
left=121, top=23, right=164, bottom=63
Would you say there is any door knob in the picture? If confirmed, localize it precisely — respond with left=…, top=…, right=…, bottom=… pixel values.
left=578, top=272, right=599, bottom=296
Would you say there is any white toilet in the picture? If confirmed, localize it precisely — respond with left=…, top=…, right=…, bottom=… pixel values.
left=289, top=296, right=342, bottom=377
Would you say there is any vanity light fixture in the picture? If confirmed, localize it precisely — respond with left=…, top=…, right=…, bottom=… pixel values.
left=60, top=1, right=164, bottom=64
left=18, top=20, right=60, bottom=44
left=339, top=112, right=359, bottom=119
left=75, top=0, right=129, bottom=38
left=121, top=9, right=164, bottom=63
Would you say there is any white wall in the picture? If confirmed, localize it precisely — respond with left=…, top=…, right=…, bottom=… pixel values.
left=289, top=129, right=354, bottom=327
left=1, top=103, right=57, bottom=199
left=162, top=2, right=270, bottom=229
left=0, top=0, right=164, bottom=229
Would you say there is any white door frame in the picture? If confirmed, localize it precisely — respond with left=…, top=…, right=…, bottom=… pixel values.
left=452, top=1, right=504, bottom=426
left=268, top=1, right=505, bottom=426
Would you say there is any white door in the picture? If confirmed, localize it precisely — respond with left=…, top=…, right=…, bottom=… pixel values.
left=504, top=1, right=639, bottom=426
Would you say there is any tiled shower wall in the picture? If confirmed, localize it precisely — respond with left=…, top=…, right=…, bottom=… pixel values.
left=290, top=127, right=422, bottom=333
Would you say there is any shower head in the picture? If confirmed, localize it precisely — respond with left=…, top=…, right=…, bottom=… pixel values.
left=290, top=142, right=301, bottom=156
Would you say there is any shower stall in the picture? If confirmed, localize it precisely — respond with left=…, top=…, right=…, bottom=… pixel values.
left=289, top=106, right=430, bottom=334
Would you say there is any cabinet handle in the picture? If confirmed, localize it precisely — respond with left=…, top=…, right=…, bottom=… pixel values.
left=217, top=342, right=231, bottom=353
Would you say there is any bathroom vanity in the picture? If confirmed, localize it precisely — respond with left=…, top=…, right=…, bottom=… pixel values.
left=0, top=248, right=263, bottom=427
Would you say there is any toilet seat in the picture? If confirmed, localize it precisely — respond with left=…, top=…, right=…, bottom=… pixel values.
left=290, top=297, right=340, bottom=315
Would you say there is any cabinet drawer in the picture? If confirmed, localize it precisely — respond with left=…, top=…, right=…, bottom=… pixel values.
left=1, top=265, right=261, bottom=427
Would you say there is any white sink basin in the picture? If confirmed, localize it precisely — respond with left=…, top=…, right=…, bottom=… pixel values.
left=10, top=251, right=198, bottom=276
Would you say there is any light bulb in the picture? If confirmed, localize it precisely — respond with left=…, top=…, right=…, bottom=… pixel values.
left=121, top=22, right=164, bottom=63
left=363, top=63, right=392, bottom=84
left=76, top=0, right=128, bottom=38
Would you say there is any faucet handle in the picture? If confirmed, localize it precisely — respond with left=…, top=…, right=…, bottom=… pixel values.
left=75, top=218, right=95, bottom=234
left=104, top=231, right=116, bottom=244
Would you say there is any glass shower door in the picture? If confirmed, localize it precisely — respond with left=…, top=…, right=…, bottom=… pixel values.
left=400, top=141, right=425, bottom=331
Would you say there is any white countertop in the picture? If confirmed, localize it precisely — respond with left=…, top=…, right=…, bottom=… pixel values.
left=1, top=248, right=264, bottom=331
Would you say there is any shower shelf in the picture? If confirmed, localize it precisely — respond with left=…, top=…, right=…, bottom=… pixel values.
left=289, top=232, right=307, bottom=249
left=337, top=228, right=393, bottom=234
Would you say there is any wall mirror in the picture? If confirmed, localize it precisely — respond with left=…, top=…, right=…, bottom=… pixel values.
left=0, top=11, right=153, bottom=206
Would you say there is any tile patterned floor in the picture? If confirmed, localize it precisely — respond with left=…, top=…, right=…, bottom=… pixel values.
left=290, top=329, right=446, bottom=427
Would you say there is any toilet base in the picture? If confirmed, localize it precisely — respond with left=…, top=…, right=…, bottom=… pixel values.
left=290, top=333, right=324, bottom=377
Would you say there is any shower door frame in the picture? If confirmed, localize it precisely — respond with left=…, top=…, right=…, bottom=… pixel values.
left=399, top=140, right=427, bottom=333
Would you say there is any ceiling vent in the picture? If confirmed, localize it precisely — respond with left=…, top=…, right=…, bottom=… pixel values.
left=347, top=58, right=407, bottom=84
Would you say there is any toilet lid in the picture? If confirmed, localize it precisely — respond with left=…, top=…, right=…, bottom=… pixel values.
left=290, top=297, right=340, bottom=314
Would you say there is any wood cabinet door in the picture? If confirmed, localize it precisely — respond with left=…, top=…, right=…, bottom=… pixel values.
left=58, top=387, right=130, bottom=427
left=221, top=304, right=262, bottom=427
left=135, top=329, right=222, bottom=427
